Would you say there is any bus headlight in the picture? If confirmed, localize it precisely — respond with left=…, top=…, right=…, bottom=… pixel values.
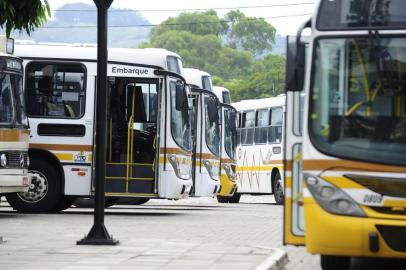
left=223, top=164, right=235, bottom=181
left=168, top=154, right=191, bottom=180
left=0, top=153, right=7, bottom=167
left=203, top=159, right=219, bottom=181
left=304, top=173, right=366, bottom=217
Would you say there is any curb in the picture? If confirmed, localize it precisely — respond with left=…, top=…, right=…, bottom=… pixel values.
left=255, top=248, right=289, bottom=270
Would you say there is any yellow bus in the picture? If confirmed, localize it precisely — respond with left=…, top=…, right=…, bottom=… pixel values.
left=0, top=36, right=30, bottom=196
left=284, top=1, right=406, bottom=269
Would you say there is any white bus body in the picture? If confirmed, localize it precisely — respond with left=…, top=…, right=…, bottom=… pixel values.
left=0, top=37, right=30, bottom=195
left=232, top=95, right=285, bottom=204
left=8, top=43, right=193, bottom=212
left=184, top=68, right=220, bottom=197
left=212, top=86, right=231, bottom=104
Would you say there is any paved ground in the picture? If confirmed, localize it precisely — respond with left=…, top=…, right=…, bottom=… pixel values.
left=0, top=195, right=405, bottom=270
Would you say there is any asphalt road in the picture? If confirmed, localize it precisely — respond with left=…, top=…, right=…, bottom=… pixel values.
left=0, top=195, right=405, bottom=270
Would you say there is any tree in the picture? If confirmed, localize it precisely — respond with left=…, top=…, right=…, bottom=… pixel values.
left=0, top=0, right=50, bottom=37
left=150, top=10, right=228, bottom=40
left=224, top=10, right=276, bottom=57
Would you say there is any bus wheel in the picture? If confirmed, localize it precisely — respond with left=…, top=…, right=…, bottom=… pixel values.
left=228, top=193, right=241, bottom=203
left=216, top=196, right=230, bottom=203
left=321, top=255, right=350, bottom=270
left=6, top=159, right=62, bottom=213
left=273, top=172, right=284, bottom=205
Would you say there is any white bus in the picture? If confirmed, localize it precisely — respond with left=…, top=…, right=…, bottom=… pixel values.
left=184, top=68, right=221, bottom=197
left=212, top=86, right=231, bottom=104
left=7, top=43, right=193, bottom=212
left=232, top=96, right=285, bottom=204
left=211, top=86, right=238, bottom=202
left=0, top=37, right=30, bottom=196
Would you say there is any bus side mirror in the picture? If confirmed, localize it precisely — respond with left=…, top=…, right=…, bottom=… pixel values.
left=208, top=98, right=219, bottom=123
left=286, top=35, right=305, bottom=92
left=175, top=83, right=187, bottom=111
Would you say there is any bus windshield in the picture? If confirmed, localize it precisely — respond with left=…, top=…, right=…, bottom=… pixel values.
left=170, top=81, right=192, bottom=151
left=310, top=37, right=406, bottom=166
left=205, top=96, right=220, bottom=157
left=0, top=72, right=26, bottom=127
left=224, top=108, right=237, bottom=159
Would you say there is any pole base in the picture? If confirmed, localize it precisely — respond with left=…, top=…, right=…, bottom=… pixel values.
left=77, top=223, right=119, bottom=245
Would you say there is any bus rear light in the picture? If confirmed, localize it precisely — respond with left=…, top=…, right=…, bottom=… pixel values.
left=78, top=172, right=86, bottom=176
left=304, top=173, right=366, bottom=217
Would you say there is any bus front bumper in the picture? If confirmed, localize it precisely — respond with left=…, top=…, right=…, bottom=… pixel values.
left=0, top=173, right=30, bottom=194
left=218, top=174, right=237, bottom=197
left=305, top=200, right=406, bottom=258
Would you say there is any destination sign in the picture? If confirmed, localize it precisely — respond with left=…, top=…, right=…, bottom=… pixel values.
left=317, top=0, right=406, bottom=30
left=108, top=64, right=156, bottom=78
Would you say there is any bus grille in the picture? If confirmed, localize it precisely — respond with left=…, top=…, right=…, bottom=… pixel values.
left=6, top=152, right=28, bottom=169
left=376, top=225, right=406, bottom=252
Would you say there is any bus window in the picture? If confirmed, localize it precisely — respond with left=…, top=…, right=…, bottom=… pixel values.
left=222, top=91, right=231, bottom=104
left=268, top=107, right=283, bottom=143
left=202, top=76, right=212, bottom=91
left=242, top=110, right=255, bottom=145
left=255, top=109, right=269, bottom=144
left=25, top=63, right=85, bottom=118
left=127, top=82, right=157, bottom=123
left=0, top=76, right=13, bottom=124
left=167, top=56, right=182, bottom=75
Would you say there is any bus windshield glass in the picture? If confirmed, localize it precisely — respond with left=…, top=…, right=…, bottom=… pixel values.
left=205, top=96, right=220, bottom=157
left=310, top=37, right=406, bottom=166
left=0, top=73, right=26, bottom=126
left=318, top=0, right=406, bottom=30
left=224, top=108, right=236, bottom=159
left=170, top=81, right=192, bottom=151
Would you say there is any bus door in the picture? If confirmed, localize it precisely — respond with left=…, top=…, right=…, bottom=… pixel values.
left=105, top=76, right=158, bottom=197
left=192, top=89, right=221, bottom=197
left=284, top=35, right=307, bottom=245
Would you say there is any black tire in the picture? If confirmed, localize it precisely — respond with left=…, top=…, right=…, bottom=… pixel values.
left=6, top=159, right=62, bottom=213
left=117, top=197, right=150, bottom=205
left=228, top=193, right=241, bottom=203
left=51, top=196, right=75, bottom=212
left=73, top=198, right=119, bottom=208
left=321, top=255, right=351, bottom=270
left=273, top=172, right=284, bottom=205
left=216, top=196, right=230, bottom=203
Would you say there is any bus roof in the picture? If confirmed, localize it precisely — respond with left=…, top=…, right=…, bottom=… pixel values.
left=184, top=68, right=211, bottom=88
left=14, top=42, right=181, bottom=70
left=231, top=95, right=285, bottom=111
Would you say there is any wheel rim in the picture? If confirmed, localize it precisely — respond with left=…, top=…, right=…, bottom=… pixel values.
left=275, top=177, right=284, bottom=202
left=17, top=170, right=49, bottom=203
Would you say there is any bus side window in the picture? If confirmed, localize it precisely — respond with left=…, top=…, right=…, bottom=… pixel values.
left=243, top=110, right=255, bottom=145
left=254, top=109, right=269, bottom=144
left=268, top=107, right=283, bottom=143
left=25, top=62, right=86, bottom=119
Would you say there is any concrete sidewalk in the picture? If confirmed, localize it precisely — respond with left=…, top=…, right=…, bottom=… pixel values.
left=0, top=197, right=288, bottom=270
left=0, top=236, right=287, bottom=270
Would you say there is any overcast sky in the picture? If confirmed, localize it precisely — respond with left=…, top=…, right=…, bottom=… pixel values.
left=48, top=0, right=316, bottom=35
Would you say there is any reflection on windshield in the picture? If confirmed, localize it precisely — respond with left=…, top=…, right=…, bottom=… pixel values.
left=170, top=81, right=192, bottom=151
left=204, top=96, right=220, bottom=156
left=310, top=37, right=406, bottom=165
left=224, top=109, right=236, bottom=159
left=0, top=74, right=16, bottom=125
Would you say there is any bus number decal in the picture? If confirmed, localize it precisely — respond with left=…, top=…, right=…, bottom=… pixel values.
left=363, top=194, right=383, bottom=205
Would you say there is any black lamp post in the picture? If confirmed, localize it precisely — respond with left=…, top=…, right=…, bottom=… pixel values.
left=77, top=0, right=118, bottom=245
